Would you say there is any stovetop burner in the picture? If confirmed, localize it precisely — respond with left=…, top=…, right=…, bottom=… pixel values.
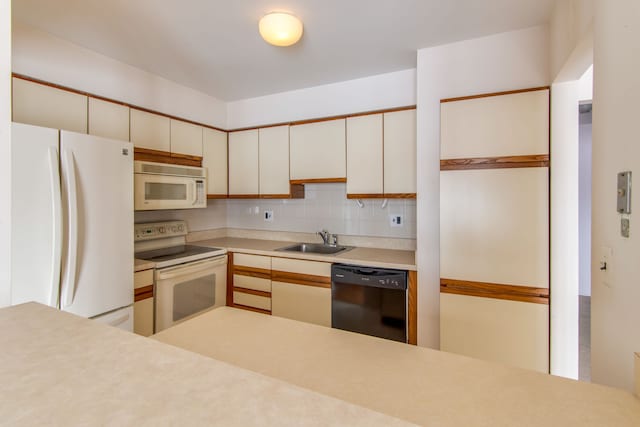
left=135, top=245, right=226, bottom=268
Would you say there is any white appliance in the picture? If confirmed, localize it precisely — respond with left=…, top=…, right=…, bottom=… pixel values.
left=134, top=221, right=227, bottom=332
left=11, top=122, right=134, bottom=331
left=134, top=161, right=207, bottom=211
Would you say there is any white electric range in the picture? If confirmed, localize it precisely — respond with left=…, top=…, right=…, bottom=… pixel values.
left=135, top=221, right=227, bottom=332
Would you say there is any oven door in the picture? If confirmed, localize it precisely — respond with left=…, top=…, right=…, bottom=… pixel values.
left=155, top=255, right=227, bottom=332
left=134, top=173, right=206, bottom=210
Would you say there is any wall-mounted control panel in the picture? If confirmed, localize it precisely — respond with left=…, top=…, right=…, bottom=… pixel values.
left=617, top=171, right=632, bottom=214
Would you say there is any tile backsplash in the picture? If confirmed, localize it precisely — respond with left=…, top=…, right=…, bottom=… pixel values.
left=135, top=183, right=416, bottom=239
left=227, top=184, right=416, bottom=239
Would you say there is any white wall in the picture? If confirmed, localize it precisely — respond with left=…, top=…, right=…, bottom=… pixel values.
left=416, top=26, right=550, bottom=348
left=591, top=0, right=640, bottom=391
left=12, top=22, right=227, bottom=128
left=550, top=0, right=594, bottom=79
left=0, top=0, right=11, bottom=307
left=227, top=69, right=416, bottom=129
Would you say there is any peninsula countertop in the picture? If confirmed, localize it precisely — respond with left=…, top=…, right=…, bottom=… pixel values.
left=0, top=303, right=410, bottom=426
left=154, top=306, right=640, bottom=427
left=192, top=237, right=416, bottom=270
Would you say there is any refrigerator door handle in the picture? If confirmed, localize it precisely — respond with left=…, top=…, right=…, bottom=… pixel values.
left=62, top=149, right=79, bottom=309
left=48, top=147, right=63, bottom=307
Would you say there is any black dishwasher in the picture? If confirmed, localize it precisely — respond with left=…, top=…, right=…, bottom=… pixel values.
left=331, top=264, right=407, bottom=343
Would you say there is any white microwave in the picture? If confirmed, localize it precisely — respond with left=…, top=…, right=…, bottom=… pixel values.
left=134, top=161, right=207, bottom=210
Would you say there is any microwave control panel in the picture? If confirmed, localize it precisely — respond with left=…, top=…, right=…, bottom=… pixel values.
left=134, top=221, right=187, bottom=241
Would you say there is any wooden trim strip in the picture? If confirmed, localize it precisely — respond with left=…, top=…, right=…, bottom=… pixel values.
left=12, top=73, right=227, bottom=133
left=232, top=303, right=271, bottom=315
left=230, top=105, right=417, bottom=132
left=233, top=266, right=271, bottom=280
left=233, top=287, right=272, bottom=298
left=226, top=252, right=234, bottom=306
left=440, top=278, right=549, bottom=305
left=290, top=178, right=347, bottom=185
left=408, top=271, right=417, bottom=345
left=271, top=271, right=332, bottom=288
left=134, top=285, right=154, bottom=302
left=440, top=86, right=550, bottom=103
left=440, top=154, right=549, bottom=171
left=228, top=194, right=262, bottom=199
left=134, top=147, right=203, bottom=167
left=346, top=193, right=417, bottom=199
left=207, top=194, right=228, bottom=199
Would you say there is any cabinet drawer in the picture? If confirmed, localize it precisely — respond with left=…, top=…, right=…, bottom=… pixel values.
left=234, top=253, right=271, bottom=270
left=234, top=291, right=271, bottom=311
left=272, top=281, right=331, bottom=327
left=134, top=269, right=154, bottom=289
left=272, top=257, right=331, bottom=277
left=234, top=274, right=271, bottom=293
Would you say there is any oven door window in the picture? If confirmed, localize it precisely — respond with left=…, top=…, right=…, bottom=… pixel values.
left=172, top=272, right=216, bottom=322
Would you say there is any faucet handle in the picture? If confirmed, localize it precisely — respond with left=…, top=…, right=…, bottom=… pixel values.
left=330, top=234, right=338, bottom=246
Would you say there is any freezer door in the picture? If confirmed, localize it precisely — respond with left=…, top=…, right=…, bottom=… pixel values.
left=11, top=123, right=63, bottom=307
left=91, top=305, right=134, bottom=332
left=60, top=131, right=134, bottom=317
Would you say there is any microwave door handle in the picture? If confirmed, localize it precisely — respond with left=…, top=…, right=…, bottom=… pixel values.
left=192, top=181, right=198, bottom=206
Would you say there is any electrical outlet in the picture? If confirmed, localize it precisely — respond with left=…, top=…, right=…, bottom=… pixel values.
left=264, top=210, right=274, bottom=222
left=390, top=214, right=403, bottom=227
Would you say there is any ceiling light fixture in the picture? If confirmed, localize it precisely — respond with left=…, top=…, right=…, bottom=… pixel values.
left=259, top=12, right=303, bottom=47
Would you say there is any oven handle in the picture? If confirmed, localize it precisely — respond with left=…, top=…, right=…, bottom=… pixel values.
left=156, top=256, right=227, bottom=280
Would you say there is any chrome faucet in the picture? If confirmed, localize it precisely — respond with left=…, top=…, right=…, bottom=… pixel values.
left=318, top=229, right=330, bottom=245
left=318, top=229, right=338, bottom=246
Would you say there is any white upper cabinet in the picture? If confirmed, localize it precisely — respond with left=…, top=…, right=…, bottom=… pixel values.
left=88, top=98, right=130, bottom=141
left=228, top=129, right=259, bottom=195
left=12, top=78, right=88, bottom=133
left=130, top=109, right=171, bottom=152
left=259, top=125, right=290, bottom=196
left=170, top=119, right=203, bottom=157
left=384, top=109, right=416, bottom=194
left=346, top=114, right=383, bottom=195
left=440, top=89, right=550, bottom=159
left=289, top=119, right=346, bottom=180
left=202, top=128, right=228, bottom=196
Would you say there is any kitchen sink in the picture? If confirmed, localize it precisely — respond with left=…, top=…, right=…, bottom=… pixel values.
left=276, top=243, right=352, bottom=255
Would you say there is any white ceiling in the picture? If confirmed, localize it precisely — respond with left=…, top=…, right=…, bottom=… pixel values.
left=12, top=0, right=557, bottom=101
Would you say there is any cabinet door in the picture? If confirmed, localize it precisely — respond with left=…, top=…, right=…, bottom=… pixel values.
left=346, top=114, right=383, bottom=196
left=228, top=129, right=259, bottom=196
left=12, top=78, right=88, bottom=133
left=88, top=98, right=130, bottom=141
left=383, top=110, right=416, bottom=195
left=134, top=297, right=154, bottom=337
left=272, top=281, right=331, bottom=327
left=170, top=119, right=203, bottom=157
left=441, top=293, right=549, bottom=373
left=202, top=128, right=228, bottom=196
left=130, top=109, right=170, bottom=152
left=290, top=119, right=346, bottom=180
left=259, top=125, right=290, bottom=196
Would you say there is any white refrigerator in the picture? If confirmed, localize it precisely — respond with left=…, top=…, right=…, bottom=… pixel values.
left=11, top=122, right=134, bottom=330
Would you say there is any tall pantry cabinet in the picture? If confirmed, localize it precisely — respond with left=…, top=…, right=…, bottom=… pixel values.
left=439, top=88, right=550, bottom=373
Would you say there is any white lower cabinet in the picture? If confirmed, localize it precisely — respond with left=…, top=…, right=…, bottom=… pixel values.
left=272, top=282, right=331, bottom=327
left=440, top=293, right=549, bottom=373
left=134, top=298, right=154, bottom=337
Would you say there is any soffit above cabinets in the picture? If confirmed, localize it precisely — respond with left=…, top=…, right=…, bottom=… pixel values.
left=13, top=0, right=556, bottom=101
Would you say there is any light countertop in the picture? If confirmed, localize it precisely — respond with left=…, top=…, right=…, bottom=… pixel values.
left=154, top=307, right=640, bottom=427
left=134, top=258, right=155, bottom=272
left=192, top=237, right=416, bottom=270
left=0, top=303, right=411, bottom=426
